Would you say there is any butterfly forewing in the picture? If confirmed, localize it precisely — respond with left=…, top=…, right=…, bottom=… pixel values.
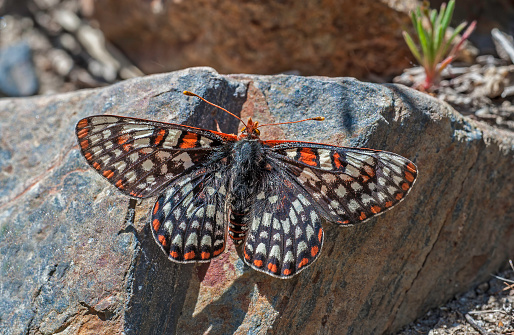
left=266, top=142, right=417, bottom=225
left=75, top=115, right=235, bottom=198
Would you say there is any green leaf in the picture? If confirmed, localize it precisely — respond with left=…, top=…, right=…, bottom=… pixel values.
left=441, top=0, right=455, bottom=32
left=403, top=31, right=423, bottom=64
left=416, top=17, right=431, bottom=67
left=441, top=21, right=466, bottom=56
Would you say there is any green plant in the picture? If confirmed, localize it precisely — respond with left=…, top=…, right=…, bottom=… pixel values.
left=403, top=0, right=476, bottom=90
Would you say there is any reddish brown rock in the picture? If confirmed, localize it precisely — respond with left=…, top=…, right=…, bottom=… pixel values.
left=83, top=0, right=415, bottom=79
left=0, top=68, right=512, bottom=334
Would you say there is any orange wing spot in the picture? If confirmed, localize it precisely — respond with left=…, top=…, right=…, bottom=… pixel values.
left=337, top=220, right=350, bottom=224
left=404, top=171, right=415, bottom=182
left=213, top=247, right=224, bottom=256
left=154, top=129, right=166, bottom=145
left=201, top=252, right=210, bottom=260
left=318, top=228, right=323, bottom=242
left=184, top=251, right=196, bottom=260
left=130, top=191, right=140, bottom=197
left=77, top=128, right=89, bottom=139
left=371, top=205, right=381, bottom=214
left=84, top=152, right=92, bottom=161
left=244, top=249, right=250, bottom=260
left=80, top=140, right=89, bottom=149
left=103, top=170, right=114, bottom=179
left=152, top=219, right=161, bottom=231
left=117, top=135, right=129, bottom=145
left=158, top=235, right=167, bottom=247
left=311, top=246, right=319, bottom=257
left=115, top=179, right=124, bottom=189
left=333, top=152, right=342, bottom=169
left=253, top=259, right=263, bottom=268
left=401, top=182, right=410, bottom=191
left=170, top=251, right=179, bottom=258
left=407, top=162, right=417, bottom=173
left=267, top=262, right=279, bottom=273
left=395, top=193, right=403, bottom=200
left=299, top=148, right=317, bottom=166
left=122, top=143, right=132, bottom=152
left=361, top=175, right=370, bottom=183
left=153, top=202, right=159, bottom=215
left=385, top=201, right=393, bottom=207
left=359, top=212, right=367, bottom=220
left=77, top=119, right=88, bottom=128
left=283, top=269, right=292, bottom=276
left=179, top=132, right=199, bottom=148
left=92, top=162, right=101, bottom=170
left=364, top=165, right=375, bottom=177
left=298, top=258, right=309, bottom=269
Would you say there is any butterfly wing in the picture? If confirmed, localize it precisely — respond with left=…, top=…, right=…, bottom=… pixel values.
left=151, top=162, right=230, bottom=262
left=264, top=141, right=418, bottom=225
left=75, top=115, right=237, bottom=198
left=242, top=167, right=324, bottom=278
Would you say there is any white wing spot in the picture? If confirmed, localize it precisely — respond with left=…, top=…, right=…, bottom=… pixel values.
left=318, top=149, right=333, bottom=169
left=295, top=226, right=302, bottom=239
left=297, top=241, right=308, bottom=255
left=292, top=199, right=303, bottom=214
left=133, top=138, right=150, bottom=148
left=125, top=170, right=137, bottom=183
left=201, top=235, right=211, bottom=247
left=206, top=205, right=215, bottom=218
left=262, top=212, right=272, bottom=227
left=351, top=182, right=363, bottom=191
left=268, top=195, right=278, bottom=204
left=141, top=159, right=154, bottom=171
left=162, top=129, right=181, bottom=148
left=129, top=152, right=139, bottom=163
left=186, top=232, right=198, bottom=247
left=269, top=245, right=281, bottom=259
left=256, top=243, right=267, bottom=256
left=348, top=199, right=360, bottom=213
left=92, top=116, right=119, bottom=125
left=361, top=194, right=374, bottom=205
left=284, top=250, right=294, bottom=262
left=175, top=152, right=193, bottom=169
left=335, top=185, right=347, bottom=198
left=281, top=218, right=291, bottom=234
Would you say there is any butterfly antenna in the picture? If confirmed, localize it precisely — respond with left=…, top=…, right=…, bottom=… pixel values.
left=183, top=91, right=247, bottom=127
left=258, top=116, right=325, bottom=128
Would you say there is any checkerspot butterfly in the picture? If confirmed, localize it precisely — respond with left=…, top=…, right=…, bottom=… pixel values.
left=76, top=91, right=417, bottom=278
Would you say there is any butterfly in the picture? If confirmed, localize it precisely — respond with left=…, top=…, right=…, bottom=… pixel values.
left=75, top=91, right=417, bottom=278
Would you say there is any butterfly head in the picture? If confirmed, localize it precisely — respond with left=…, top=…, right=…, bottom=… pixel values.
left=239, top=118, right=261, bottom=139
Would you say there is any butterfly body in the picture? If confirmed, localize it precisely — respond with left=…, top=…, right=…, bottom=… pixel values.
left=76, top=108, right=417, bottom=279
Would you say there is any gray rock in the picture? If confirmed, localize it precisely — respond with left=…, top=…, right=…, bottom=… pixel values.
left=0, top=67, right=512, bottom=334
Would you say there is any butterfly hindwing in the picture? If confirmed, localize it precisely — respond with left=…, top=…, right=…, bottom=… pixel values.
left=151, top=163, right=230, bottom=262
left=76, top=115, right=236, bottom=198
left=243, top=168, right=324, bottom=278
left=265, top=141, right=417, bottom=225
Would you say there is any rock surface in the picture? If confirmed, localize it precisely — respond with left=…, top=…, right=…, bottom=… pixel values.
left=0, top=67, right=512, bottom=334
left=84, top=0, right=414, bottom=79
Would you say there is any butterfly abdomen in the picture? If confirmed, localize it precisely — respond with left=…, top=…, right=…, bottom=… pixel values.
left=228, top=139, right=267, bottom=243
